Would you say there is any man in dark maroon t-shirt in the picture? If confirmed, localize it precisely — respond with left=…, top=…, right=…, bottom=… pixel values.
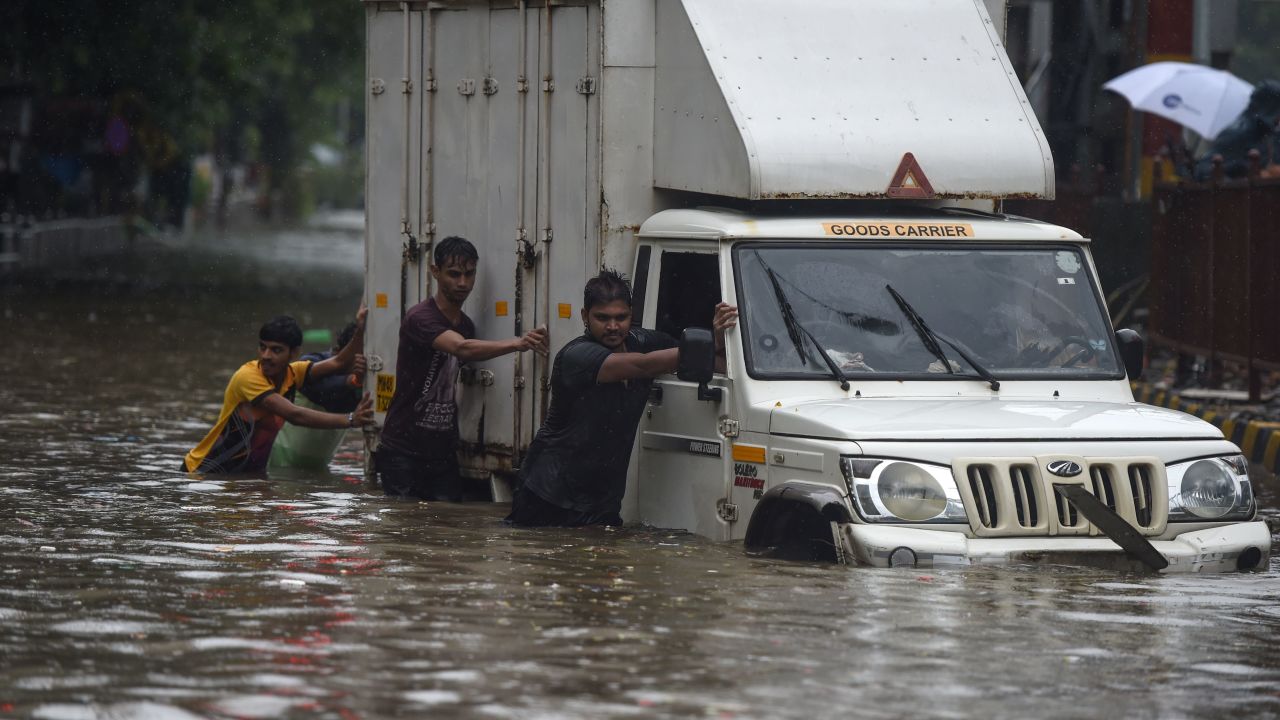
left=377, top=236, right=548, bottom=500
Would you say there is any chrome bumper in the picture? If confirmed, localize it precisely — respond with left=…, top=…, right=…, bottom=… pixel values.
left=840, top=521, right=1273, bottom=573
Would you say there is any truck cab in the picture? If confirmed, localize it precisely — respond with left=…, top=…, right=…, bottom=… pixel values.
left=629, top=208, right=1269, bottom=572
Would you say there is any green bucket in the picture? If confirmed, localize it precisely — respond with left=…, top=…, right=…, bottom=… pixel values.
left=302, top=328, right=334, bottom=346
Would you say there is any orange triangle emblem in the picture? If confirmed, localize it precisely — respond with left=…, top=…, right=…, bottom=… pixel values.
left=886, top=152, right=935, bottom=199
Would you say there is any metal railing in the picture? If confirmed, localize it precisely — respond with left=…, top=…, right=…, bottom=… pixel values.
left=0, top=216, right=130, bottom=278
left=1148, top=153, right=1280, bottom=401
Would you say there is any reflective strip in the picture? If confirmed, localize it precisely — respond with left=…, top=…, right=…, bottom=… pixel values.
left=732, top=444, right=766, bottom=464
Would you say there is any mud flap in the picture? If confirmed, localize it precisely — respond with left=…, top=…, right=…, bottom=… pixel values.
left=363, top=430, right=378, bottom=486
left=831, top=521, right=851, bottom=566
left=1053, top=483, right=1169, bottom=571
left=490, top=473, right=514, bottom=503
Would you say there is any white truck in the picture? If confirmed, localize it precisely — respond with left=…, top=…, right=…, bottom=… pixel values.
left=361, top=0, right=1270, bottom=571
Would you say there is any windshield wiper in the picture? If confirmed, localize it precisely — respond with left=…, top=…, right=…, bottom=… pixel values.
left=885, top=285, right=1000, bottom=391
left=753, top=251, right=850, bottom=391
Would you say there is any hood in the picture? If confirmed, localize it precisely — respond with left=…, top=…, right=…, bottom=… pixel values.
left=769, top=398, right=1222, bottom=441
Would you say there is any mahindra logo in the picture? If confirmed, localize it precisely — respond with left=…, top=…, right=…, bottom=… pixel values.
left=1047, top=460, right=1083, bottom=477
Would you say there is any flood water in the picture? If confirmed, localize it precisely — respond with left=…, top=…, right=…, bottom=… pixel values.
left=2, top=222, right=1279, bottom=719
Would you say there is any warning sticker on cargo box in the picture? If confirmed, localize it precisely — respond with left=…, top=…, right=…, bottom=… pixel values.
left=375, top=373, right=396, bottom=413
left=823, top=222, right=974, bottom=238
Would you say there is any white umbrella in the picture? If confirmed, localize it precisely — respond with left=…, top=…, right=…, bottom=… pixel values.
left=1103, top=61, right=1254, bottom=140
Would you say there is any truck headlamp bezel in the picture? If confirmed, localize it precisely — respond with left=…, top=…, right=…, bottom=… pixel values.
left=840, top=456, right=968, bottom=524
left=1166, top=455, right=1255, bottom=522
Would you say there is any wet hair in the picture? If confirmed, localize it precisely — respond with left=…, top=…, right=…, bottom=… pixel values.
left=433, top=235, right=478, bottom=268
left=260, top=315, right=303, bottom=349
left=583, top=267, right=632, bottom=311
left=335, top=322, right=358, bottom=350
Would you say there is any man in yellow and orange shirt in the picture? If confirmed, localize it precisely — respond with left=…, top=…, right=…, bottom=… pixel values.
left=183, top=308, right=374, bottom=474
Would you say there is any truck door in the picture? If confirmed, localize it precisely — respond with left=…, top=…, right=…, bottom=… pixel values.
left=410, top=2, right=601, bottom=482
left=635, top=246, right=734, bottom=540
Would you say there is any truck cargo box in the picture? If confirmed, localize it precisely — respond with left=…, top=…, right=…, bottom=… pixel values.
left=362, top=0, right=1050, bottom=479
left=654, top=0, right=1052, bottom=199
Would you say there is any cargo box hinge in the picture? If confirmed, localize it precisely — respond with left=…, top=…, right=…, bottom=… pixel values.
left=402, top=233, right=422, bottom=263
left=719, top=418, right=740, bottom=438
left=460, top=367, right=495, bottom=387
left=483, top=77, right=499, bottom=96
left=575, top=76, right=596, bottom=95
left=370, top=78, right=386, bottom=96
left=458, top=79, right=476, bottom=96
left=519, top=239, right=536, bottom=268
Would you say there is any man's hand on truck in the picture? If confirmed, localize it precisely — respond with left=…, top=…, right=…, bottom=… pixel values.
left=520, top=325, right=550, bottom=356
left=713, top=302, right=738, bottom=350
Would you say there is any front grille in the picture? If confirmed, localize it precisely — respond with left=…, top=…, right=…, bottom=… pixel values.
left=954, top=457, right=1167, bottom=537
left=966, top=465, right=998, bottom=527
left=1090, top=465, right=1117, bottom=510
left=1055, top=485, right=1083, bottom=529
left=1010, top=464, right=1039, bottom=528
left=1129, top=464, right=1156, bottom=526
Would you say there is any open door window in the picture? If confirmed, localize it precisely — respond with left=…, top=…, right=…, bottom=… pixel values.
left=654, top=251, right=720, bottom=367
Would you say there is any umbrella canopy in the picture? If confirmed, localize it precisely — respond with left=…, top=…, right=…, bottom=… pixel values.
left=1103, top=61, right=1254, bottom=140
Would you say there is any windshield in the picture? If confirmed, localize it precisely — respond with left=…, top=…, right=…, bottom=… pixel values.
left=734, top=244, right=1122, bottom=380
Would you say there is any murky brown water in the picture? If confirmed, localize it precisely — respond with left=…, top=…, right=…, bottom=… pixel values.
left=2, top=224, right=1279, bottom=719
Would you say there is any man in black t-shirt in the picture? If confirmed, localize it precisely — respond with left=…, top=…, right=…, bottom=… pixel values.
left=377, top=236, right=548, bottom=501
left=297, top=323, right=363, bottom=414
left=506, top=268, right=737, bottom=526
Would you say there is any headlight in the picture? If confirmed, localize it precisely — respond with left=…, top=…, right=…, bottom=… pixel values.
left=1167, top=455, right=1255, bottom=522
left=840, top=457, right=967, bottom=524
left=879, top=463, right=948, bottom=521
left=1180, top=461, right=1236, bottom=518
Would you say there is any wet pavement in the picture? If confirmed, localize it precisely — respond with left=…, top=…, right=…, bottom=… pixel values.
left=1, top=224, right=1279, bottom=719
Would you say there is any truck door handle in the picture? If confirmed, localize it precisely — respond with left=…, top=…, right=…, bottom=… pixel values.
left=649, top=385, right=664, bottom=405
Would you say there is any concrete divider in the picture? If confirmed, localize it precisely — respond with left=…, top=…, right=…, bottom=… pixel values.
left=1132, top=382, right=1280, bottom=474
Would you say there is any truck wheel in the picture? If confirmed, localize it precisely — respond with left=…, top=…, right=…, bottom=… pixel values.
left=744, top=483, right=854, bottom=563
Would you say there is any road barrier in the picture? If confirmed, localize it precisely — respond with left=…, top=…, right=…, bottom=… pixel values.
left=1132, top=382, right=1280, bottom=476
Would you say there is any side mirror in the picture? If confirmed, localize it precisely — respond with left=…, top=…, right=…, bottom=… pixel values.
left=677, top=327, right=722, bottom=401
left=1115, top=328, right=1145, bottom=380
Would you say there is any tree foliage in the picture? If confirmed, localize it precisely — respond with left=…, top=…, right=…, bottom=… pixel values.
left=1, top=0, right=364, bottom=208
left=1233, top=2, right=1280, bottom=86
